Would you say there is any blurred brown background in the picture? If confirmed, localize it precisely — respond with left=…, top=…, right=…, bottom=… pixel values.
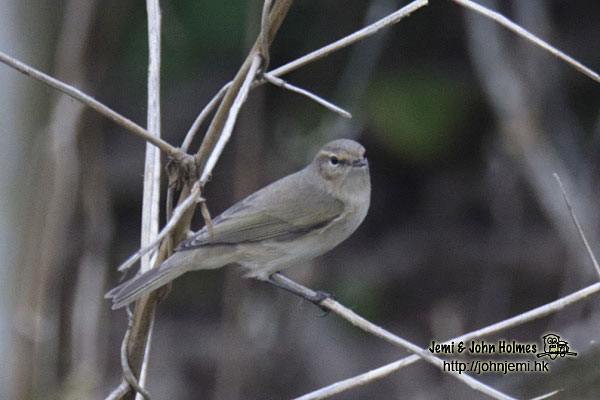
left=2, top=0, right=600, bottom=399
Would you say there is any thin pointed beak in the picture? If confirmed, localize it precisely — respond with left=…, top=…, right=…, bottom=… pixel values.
left=353, top=157, right=368, bottom=167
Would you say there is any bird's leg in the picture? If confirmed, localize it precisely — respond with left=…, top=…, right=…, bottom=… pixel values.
left=266, top=272, right=332, bottom=313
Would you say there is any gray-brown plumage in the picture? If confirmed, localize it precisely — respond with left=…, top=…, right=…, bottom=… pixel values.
left=106, top=139, right=370, bottom=309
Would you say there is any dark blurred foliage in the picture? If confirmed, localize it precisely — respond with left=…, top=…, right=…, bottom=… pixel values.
left=6, top=0, right=600, bottom=399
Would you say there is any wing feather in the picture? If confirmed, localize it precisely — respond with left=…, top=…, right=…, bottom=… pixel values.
left=177, top=171, right=343, bottom=250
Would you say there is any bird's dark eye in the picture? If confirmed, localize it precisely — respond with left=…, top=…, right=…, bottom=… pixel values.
left=329, top=156, right=340, bottom=166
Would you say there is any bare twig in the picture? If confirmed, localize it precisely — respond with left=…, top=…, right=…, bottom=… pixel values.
left=165, top=185, right=175, bottom=255
left=294, top=359, right=403, bottom=400
left=135, top=315, right=155, bottom=400
left=269, top=0, right=428, bottom=78
left=141, top=0, right=162, bottom=273
left=105, top=381, right=131, bottom=400
left=0, top=51, right=180, bottom=156
left=199, top=55, right=262, bottom=185
left=126, top=2, right=162, bottom=399
left=181, top=85, right=228, bottom=152
left=271, top=274, right=515, bottom=400
left=200, top=200, right=214, bottom=238
left=182, top=60, right=351, bottom=155
left=450, top=0, right=600, bottom=84
left=530, top=389, right=563, bottom=400
left=260, top=0, right=273, bottom=71
left=262, top=73, right=352, bottom=118
left=119, top=328, right=151, bottom=400
left=554, top=174, right=600, bottom=279
left=116, top=183, right=202, bottom=273
left=296, top=280, right=600, bottom=400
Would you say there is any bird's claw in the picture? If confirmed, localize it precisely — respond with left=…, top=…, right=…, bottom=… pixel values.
left=309, top=290, right=333, bottom=315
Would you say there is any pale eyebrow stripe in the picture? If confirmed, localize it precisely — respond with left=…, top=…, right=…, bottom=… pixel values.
left=318, top=151, right=335, bottom=157
left=317, top=150, right=364, bottom=162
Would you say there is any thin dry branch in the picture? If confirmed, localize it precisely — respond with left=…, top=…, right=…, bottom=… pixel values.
left=554, top=174, right=600, bottom=279
left=135, top=1, right=162, bottom=393
left=259, top=0, right=273, bottom=71
left=181, top=85, right=228, bottom=152
left=199, top=55, right=262, bottom=185
left=182, top=67, right=351, bottom=153
left=0, top=50, right=179, bottom=156
left=141, top=0, right=162, bottom=274
left=530, top=389, right=563, bottom=400
left=135, top=316, right=155, bottom=400
left=297, top=280, right=600, bottom=400
left=115, top=2, right=163, bottom=399
left=120, top=327, right=151, bottom=400
left=271, top=275, right=515, bottom=400
left=269, top=0, right=429, bottom=78
left=262, top=73, right=352, bottom=118
left=116, top=183, right=202, bottom=273
left=450, top=0, right=600, bottom=84
left=105, top=382, right=131, bottom=400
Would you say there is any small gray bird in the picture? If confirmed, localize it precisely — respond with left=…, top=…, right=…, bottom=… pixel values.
left=107, top=139, right=370, bottom=310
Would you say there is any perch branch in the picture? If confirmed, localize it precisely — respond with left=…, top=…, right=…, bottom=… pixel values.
left=271, top=274, right=515, bottom=400
left=296, top=280, right=600, bottom=400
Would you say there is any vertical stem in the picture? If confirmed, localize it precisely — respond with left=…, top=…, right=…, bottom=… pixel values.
left=133, top=0, right=162, bottom=398
left=142, top=0, right=162, bottom=274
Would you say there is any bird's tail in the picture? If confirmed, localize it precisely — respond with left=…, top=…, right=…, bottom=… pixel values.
left=105, top=252, right=191, bottom=309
